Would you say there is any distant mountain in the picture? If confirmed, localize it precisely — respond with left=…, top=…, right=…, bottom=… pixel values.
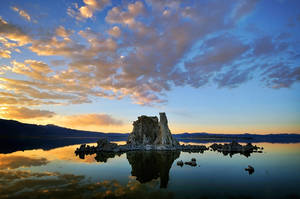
left=0, top=118, right=128, bottom=139
left=173, top=132, right=300, bottom=143
left=0, top=118, right=129, bottom=153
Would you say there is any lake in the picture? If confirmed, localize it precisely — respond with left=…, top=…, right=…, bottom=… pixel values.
left=0, top=142, right=299, bottom=199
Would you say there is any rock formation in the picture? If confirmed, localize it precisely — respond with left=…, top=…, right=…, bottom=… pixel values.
left=75, top=113, right=210, bottom=154
left=210, top=141, right=262, bottom=157
left=76, top=113, right=265, bottom=156
left=157, top=112, right=179, bottom=146
left=127, top=112, right=179, bottom=147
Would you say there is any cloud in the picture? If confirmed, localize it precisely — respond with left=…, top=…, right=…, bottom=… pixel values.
left=60, top=113, right=123, bottom=127
left=0, top=49, right=11, bottom=58
left=1, top=59, right=55, bottom=87
left=253, top=36, right=275, bottom=56
left=106, top=1, right=144, bottom=26
left=214, top=67, right=254, bottom=88
left=29, top=36, right=85, bottom=57
left=80, top=0, right=110, bottom=18
left=0, top=91, right=60, bottom=106
left=0, top=17, right=31, bottom=45
left=0, top=77, right=75, bottom=106
left=11, top=6, right=31, bottom=21
left=68, top=0, right=111, bottom=20
left=231, top=0, right=259, bottom=22
left=184, top=34, right=251, bottom=87
left=56, top=26, right=73, bottom=39
left=0, top=106, right=56, bottom=119
left=261, top=64, right=300, bottom=88
left=186, top=35, right=250, bottom=72
left=0, top=1, right=299, bottom=107
left=108, top=26, right=121, bottom=37
left=50, top=59, right=66, bottom=66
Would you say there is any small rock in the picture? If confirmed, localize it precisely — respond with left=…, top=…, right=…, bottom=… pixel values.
left=185, top=158, right=197, bottom=167
left=102, top=143, right=118, bottom=152
left=245, top=165, right=255, bottom=175
left=177, top=160, right=184, bottom=167
left=97, top=138, right=109, bottom=148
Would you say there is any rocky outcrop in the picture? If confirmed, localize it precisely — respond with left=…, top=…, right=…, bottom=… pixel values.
left=75, top=113, right=210, bottom=155
left=75, top=138, right=119, bottom=153
left=127, top=112, right=179, bottom=147
left=210, top=141, right=262, bottom=157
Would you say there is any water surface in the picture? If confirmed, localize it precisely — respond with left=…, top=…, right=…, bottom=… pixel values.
left=0, top=142, right=299, bottom=199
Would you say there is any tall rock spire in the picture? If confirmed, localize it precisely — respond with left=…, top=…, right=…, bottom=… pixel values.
left=127, top=112, right=179, bottom=146
left=156, top=112, right=179, bottom=146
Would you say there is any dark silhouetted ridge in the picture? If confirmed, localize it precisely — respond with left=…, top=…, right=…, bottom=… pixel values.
left=0, top=118, right=128, bottom=138
left=0, top=118, right=128, bottom=153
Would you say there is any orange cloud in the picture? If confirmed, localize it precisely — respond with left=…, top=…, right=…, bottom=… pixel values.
left=0, top=17, right=31, bottom=45
left=55, top=26, right=73, bottom=41
left=0, top=36, right=18, bottom=48
left=67, top=0, right=111, bottom=21
left=29, top=36, right=80, bottom=56
left=0, top=91, right=60, bottom=106
left=79, top=6, right=94, bottom=18
left=0, top=49, right=11, bottom=58
left=0, top=106, right=56, bottom=119
left=60, top=113, right=123, bottom=127
left=79, top=0, right=110, bottom=18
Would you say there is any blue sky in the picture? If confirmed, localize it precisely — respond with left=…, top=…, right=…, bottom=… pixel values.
left=0, top=0, right=299, bottom=134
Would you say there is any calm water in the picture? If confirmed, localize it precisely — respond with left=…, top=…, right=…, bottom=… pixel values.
left=0, top=142, right=299, bottom=199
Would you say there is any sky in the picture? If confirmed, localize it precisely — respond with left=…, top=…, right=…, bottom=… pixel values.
left=0, top=0, right=299, bottom=134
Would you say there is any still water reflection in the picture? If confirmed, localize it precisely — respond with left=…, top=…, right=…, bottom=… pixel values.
left=0, top=142, right=299, bottom=199
left=127, top=151, right=180, bottom=188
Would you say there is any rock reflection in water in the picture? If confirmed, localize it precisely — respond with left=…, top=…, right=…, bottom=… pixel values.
left=76, top=150, right=180, bottom=188
left=126, top=151, right=180, bottom=188
left=94, top=152, right=123, bottom=162
left=221, top=151, right=252, bottom=158
left=77, top=151, right=123, bottom=162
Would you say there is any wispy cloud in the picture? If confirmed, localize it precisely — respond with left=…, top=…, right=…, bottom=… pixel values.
left=11, top=6, right=31, bottom=21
